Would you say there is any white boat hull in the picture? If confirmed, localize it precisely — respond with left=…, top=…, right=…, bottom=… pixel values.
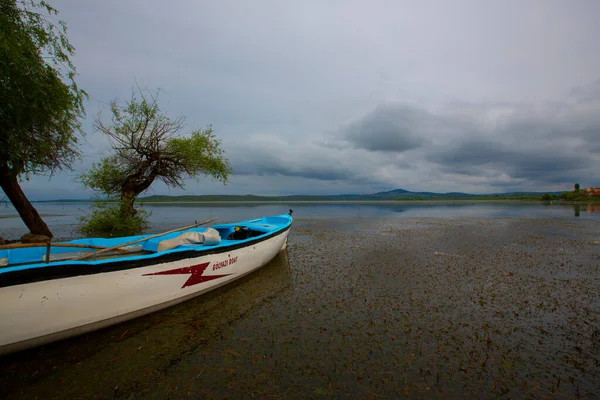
left=0, top=226, right=289, bottom=356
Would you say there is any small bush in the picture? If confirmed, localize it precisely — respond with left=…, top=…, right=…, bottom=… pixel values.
left=558, top=191, right=590, bottom=201
left=79, top=201, right=150, bottom=237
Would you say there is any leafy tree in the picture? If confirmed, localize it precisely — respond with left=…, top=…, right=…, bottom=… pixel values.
left=0, top=0, right=86, bottom=237
left=81, top=87, right=231, bottom=227
left=574, top=183, right=580, bottom=192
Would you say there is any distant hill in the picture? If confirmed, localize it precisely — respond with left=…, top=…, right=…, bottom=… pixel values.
left=3, top=188, right=566, bottom=203
left=137, top=188, right=567, bottom=202
left=374, top=189, right=410, bottom=195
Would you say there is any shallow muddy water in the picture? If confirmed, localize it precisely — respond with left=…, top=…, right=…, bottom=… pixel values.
left=1, top=216, right=599, bottom=399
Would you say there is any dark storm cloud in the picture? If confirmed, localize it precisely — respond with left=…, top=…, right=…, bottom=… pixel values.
left=429, top=139, right=590, bottom=182
left=424, top=90, right=600, bottom=186
left=341, top=105, right=433, bottom=152
left=579, top=128, right=600, bottom=152
left=570, top=79, right=600, bottom=103
left=225, top=82, right=600, bottom=191
left=223, top=132, right=409, bottom=187
left=231, top=156, right=356, bottom=182
left=225, top=137, right=366, bottom=183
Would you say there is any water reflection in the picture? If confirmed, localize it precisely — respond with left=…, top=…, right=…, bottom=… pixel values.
left=573, top=203, right=600, bottom=217
left=586, top=203, right=600, bottom=214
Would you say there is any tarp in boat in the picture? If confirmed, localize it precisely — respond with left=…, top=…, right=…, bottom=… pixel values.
left=157, top=228, right=221, bottom=251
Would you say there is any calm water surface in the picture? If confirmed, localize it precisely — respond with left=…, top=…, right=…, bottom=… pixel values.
left=0, top=201, right=598, bottom=239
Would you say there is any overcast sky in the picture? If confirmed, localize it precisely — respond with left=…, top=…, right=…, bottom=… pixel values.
left=18, top=0, right=600, bottom=199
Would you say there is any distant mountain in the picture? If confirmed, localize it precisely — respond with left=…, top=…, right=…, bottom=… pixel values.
left=0, top=188, right=572, bottom=205
left=137, top=188, right=567, bottom=202
left=374, top=189, right=410, bottom=195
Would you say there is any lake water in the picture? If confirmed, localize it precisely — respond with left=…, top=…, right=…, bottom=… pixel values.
left=0, top=201, right=599, bottom=240
left=2, top=203, right=599, bottom=399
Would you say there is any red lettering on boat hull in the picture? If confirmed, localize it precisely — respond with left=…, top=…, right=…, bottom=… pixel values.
left=143, top=262, right=232, bottom=288
left=212, top=256, right=238, bottom=271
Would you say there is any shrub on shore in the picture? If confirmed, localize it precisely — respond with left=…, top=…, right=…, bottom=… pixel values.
left=79, top=201, right=150, bottom=237
left=558, top=191, right=591, bottom=201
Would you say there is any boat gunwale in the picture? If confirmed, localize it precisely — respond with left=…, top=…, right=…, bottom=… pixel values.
left=0, top=216, right=292, bottom=288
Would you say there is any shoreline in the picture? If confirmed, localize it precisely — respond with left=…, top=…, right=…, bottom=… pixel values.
left=136, top=199, right=598, bottom=205
left=9, top=199, right=598, bottom=205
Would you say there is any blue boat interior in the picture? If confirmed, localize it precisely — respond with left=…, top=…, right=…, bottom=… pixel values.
left=0, top=214, right=292, bottom=273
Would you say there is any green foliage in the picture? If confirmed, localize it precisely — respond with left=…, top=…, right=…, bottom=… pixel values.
left=79, top=156, right=125, bottom=198
left=0, top=0, right=86, bottom=236
left=559, top=192, right=573, bottom=201
left=0, top=0, right=87, bottom=177
left=78, top=201, right=150, bottom=237
left=574, top=183, right=580, bottom=192
left=167, top=126, right=231, bottom=184
left=558, top=191, right=589, bottom=201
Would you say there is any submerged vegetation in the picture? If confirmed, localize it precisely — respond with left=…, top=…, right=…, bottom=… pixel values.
left=2, top=217, right=599, bottom=398
left=78, top=201, right=150, bottom=237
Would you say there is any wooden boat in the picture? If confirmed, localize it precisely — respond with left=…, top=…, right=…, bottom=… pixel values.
left=0, top=212, right=293, bottom=356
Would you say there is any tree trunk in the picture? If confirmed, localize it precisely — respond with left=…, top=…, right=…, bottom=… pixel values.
left=120, top=190, right=137, bottom=218
left=120, top=169, right=159, bottom=218
left=0, top=164, right=53, bottom=238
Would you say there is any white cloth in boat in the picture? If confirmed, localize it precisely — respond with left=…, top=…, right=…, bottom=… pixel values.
left=157, top=228, right=221, bottom=251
